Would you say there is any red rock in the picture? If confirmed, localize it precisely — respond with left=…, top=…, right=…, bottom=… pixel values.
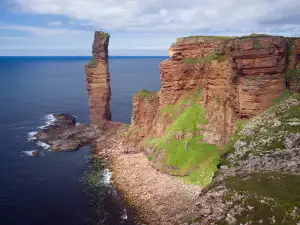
left=127, top=36, right=298, bottom=148
left=85, top=31, right=111, bottom=126
left=288, top=38, right=300, bottom=92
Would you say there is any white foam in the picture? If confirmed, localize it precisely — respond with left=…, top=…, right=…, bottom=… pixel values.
left=121, top=209, right=128, bottom=220
left=102, top=168, right=112, bottom=185
left=28, top=131, right=37, bottom=141
left=37, top=141, right=50, bottom=149
left=22, top=150, right=36, bottom=156
left=76, top=122, right=81, bottom=126
left=38, top=125, right=48, bottom=129
left=44, top=114, right=56, bottom=126
left=37, top=114, right=57, bottom=129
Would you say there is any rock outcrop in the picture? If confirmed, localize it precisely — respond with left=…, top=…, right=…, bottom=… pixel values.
left=192, top=93, right=300, bottom=225
left=86, top=31, right=111, bottom=126
left=127, top=36, right=300, bottom=145
left=287, top=38, right=300, bottom=92
left=34, top=114, right=101, bottom=151
left=125, top=35, right=300, bottom=184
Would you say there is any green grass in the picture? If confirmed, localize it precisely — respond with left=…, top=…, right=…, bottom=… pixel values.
left=87, top=57, right=97, bottom=66
left=222, top=120, right=247, bottom=153
left=249, top=33, right=271, bottom=37
left=183, top=51, right=228, bottom=65
left=225, top=172, right=300, bottom=224
left=135, top=89, right=156, bottom=99
left=221, top=93, right=300, bottom=166
left=272, top=89, right=294, bottom=104
left=181, top=35, right=236, bottom=40
left=146, top=89, right=220, bottom=186
left=177, top=33, right=276, bottom=43
left=284, top=38, right=300, bottom=89
left=104, top=32, right=110, bottom=38
left=286, top=68, right=300, bottom=82
left=183, top=58, right=201, bottom=64
left=147, top=156, right=153, bottom=161
left=253, top=39, right=263, bottom=49
left=285, top=38, right=294, bottom=71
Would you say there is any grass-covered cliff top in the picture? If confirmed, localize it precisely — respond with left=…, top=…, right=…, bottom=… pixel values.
left=135, top=89, right=157, bottom=100
left=173, top=33, right=300, bottom=45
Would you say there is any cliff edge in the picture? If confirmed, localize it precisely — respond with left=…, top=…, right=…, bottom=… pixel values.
left=89, top=33, right=300, bottom=225
left=125, top=34, right=300, bottom=186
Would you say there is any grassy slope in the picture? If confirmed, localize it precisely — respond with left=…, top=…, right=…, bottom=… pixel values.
left=222, top=90, right=300, bottom=164
left=146, top=89, right=220, bottom=187
left=216, top=92, right=300, bottom=225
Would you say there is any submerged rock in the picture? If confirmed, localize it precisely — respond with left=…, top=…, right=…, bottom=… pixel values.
left=34, top=114, right=101, bottom=151
left=31, top=150, right=41, bottom=156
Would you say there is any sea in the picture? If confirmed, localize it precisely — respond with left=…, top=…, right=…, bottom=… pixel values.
left=0, top=56, right=165, bottom=225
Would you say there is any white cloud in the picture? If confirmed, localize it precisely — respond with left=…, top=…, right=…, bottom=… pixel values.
left=0, top=36, right=23, bottom=40
left=9, top=0, right=300, bottom=34
left=0, top=25, right=87, bottom=36
left=47, top=21, right=63, bottom=26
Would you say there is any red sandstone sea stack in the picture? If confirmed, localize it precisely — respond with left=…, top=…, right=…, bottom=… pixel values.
left=86, top=31, right=111, bottom=126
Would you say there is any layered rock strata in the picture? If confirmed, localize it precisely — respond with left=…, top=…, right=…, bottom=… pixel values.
left=287, top=38, right=300, bottom=92
left=128, top=36, right=292, bottom=148
left=87, top=34, right=300, bottom=224
left=86, top=31, right=111, bottom=126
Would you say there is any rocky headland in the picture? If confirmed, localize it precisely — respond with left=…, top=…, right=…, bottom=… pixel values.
left=33, top=114, right=101, bottom=151
left=40, top=32, right=300, bottom=224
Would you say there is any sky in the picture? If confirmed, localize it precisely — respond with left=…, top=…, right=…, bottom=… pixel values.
left=1, top=0, right=300, bottom=56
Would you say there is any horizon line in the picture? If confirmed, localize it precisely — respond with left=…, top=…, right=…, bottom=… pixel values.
left=0, top=55, right=169, bottom=57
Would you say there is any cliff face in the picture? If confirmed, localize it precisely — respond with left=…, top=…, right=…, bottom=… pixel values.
left=129, top=36, right=288, bottom=146
left=287, top=38, right=300, bottom=92
left=86, top=32, right=111, bottom=126
left=126, top=35, right=300, bottom=183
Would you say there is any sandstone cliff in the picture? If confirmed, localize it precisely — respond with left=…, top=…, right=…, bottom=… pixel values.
left=193, top=92, right=300, bottom=225
left=86, top=32, right=300, bottom=225
left=125, top=34, right=300, bottom=185
left=86, top=31, right=111, bottom=126
left=287, top=38, right=300, bottom=92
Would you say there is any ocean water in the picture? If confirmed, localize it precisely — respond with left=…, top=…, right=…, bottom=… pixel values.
left=0, top=56, right=164, bottom=225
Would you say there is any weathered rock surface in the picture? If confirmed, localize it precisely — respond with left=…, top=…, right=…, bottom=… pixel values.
left=127, top=36, right=292, bottom=150
left=192, top=93, right=300, bottom=225
left=34, top=114, right=101, bottom=151
left=86, top=31, right=111, bottom=126
left=287, top=38, right=300, bottom=92
left=90, top=34, right=300, bottom=225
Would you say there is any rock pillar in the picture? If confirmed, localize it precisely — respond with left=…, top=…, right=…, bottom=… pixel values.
left=85, top=31, right=111, bottom=125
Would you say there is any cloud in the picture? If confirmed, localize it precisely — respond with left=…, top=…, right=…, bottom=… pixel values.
left=0, top=25, right=87, bottom=36
left=0, top=36, right=24, bottom=40
left=47, top=21, right=63, bottom=26
left=8, top=0, right=300, bottom=35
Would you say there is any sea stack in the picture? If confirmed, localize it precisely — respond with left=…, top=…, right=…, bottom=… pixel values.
left=86, top=31, right=111, bottom=125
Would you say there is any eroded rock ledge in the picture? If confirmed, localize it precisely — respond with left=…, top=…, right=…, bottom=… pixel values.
left=34, top=114, right=101, bottom=151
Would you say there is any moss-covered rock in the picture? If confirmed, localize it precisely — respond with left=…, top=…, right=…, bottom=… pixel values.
left=145, top=89, right=220, bottom=186
left=135, top=89, right=157, bottom=100
left=188, top=93, right=300, bottom=225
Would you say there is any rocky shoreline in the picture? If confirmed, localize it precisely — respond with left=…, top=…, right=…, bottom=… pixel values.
left=33, top=114, right=101, bottom=151
left=95, top=138, right=203, bottom=225
left=32, top=31, right=300, bottom=224
left=94, top=93, right=300, bottom=225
